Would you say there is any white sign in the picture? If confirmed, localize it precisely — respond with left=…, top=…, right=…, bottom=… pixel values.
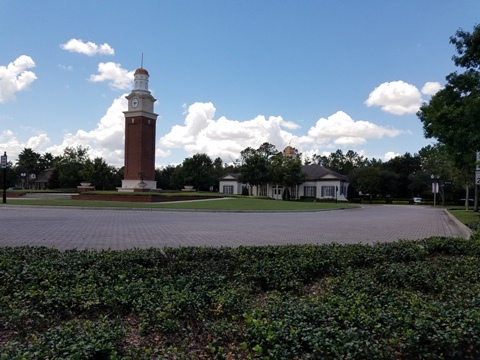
left=0, top=155, right=6, bottom=169
left=477, top=151, right=480, bottom=171
left=476, top=170, right=480, bottom=185
left=432, top=182, right=439, bottom=194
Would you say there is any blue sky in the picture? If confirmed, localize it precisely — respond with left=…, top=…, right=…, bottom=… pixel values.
left=1, top=1, right=479, bottom=167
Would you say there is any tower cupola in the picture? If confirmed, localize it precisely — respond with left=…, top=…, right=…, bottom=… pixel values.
left=133, top=68, right=150, bottom=92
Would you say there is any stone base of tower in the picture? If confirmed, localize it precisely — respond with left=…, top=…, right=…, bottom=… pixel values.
left=118, top=179, right=157, bottom=192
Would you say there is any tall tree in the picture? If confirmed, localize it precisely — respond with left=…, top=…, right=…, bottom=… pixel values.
left=313, top=149, right=368, bottom=176
left=156, top=165, right=177, bottom=190
left=238, top=146, right=272, bottom=194
left=384, top=152, right=421, bottom=198
left=55, top=146, right=89, bottom=188
left=417, top=25, right=480, bottom=205
left=16, top=148, right=41, bottom=189
left=179, top=153, right=215, bottom=191
left=81, top=157, right=118, bottom=190
left=269, top=153, right=306, bottom=200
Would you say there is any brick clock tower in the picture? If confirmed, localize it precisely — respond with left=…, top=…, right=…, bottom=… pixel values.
left=121, top=67, right=158, bottom=190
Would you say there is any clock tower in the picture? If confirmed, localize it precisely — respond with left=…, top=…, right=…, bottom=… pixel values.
left=121, top=67, right=158, bottom=190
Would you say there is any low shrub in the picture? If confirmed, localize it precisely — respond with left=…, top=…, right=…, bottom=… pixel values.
left=2, top=238, right=480, bottom=358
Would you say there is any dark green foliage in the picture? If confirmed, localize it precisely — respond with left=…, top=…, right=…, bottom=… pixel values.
left=2, top=237, right=480, bottom=358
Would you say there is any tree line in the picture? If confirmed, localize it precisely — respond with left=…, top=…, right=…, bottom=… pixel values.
left=0, top=141, right=468, bottom=204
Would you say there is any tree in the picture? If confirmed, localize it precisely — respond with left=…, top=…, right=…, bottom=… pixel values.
left=156, top=165, right=177, bottom=190
left=178, top=153, right=215, bottom=191
left=55, top=146, right=89, bottom=188
left=238, top=146, right=271, bottom=194
left=384, top=152, right=421, bottom=198
left=313, top=149, right=368, bottom=176
left=85, top=157, right=118, bottom=190
left=16, top=148, right=41, bottom=189
left=17, top=148, right=41, bottom=174
left=417, top=24, right=480, bottom=207
left=409, top=144, right=466, bottom=204
left=39, top=152, right=55, bottom=170
left=269, top=153, right=306, bottom=200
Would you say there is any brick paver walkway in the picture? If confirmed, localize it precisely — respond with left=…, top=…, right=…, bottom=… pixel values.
left=0, top=205, right=471, bottom=250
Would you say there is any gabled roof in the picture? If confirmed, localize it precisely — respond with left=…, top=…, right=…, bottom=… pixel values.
left=301, top=165, right=348, bottom=181
left=219, top=173, right=240, bottom=181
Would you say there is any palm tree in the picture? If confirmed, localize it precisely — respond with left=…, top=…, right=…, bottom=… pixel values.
left=16, top=148, right=41, bottom=189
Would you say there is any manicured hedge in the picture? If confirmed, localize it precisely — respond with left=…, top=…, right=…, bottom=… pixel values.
left=2, top=236, right=480, bottom=358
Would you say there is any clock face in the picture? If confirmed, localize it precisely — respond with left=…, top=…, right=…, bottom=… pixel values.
left=131, top=98, right=139, bottom=108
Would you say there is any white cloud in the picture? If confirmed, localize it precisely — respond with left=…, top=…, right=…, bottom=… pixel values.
left=61, top=39, right=114, bottom=56
left=304, top=111, right=402, bottom=147
left=384, top=151, right=400, bottom=161
left=46, top=95, right=127, bottom=166
left=421, top=82, right=442, bottom=96
left=160, top=103, right=404, bottom=163
left=0, top=55, right=37, bottom=103
left=159, top=102, right=301, bottom=161
left=365, top=80, right=423, bottom=115
left=89, top=62, right=134, bottom=90
left=0, top=130, right=50, bottom=164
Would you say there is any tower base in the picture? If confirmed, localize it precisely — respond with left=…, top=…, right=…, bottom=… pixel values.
left=118, top=179, right=157, bottom=192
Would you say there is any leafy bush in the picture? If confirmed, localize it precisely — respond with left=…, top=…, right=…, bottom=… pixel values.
left=2, top=238, right=480, bottom=358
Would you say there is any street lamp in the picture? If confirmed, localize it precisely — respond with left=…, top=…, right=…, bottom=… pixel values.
left=21, top=173, right=26, bottom=189
left=431, top=174, right=440, bottom=207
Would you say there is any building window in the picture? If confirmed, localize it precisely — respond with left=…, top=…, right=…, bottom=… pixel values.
left=223, top=185, right=234, bottom=194
left=321, top=186, right=336, bottom=197
left=304, top=186, right=316, bottom=197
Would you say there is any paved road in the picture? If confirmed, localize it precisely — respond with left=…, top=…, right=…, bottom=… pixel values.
left=0, top=205, right=471, bottom=250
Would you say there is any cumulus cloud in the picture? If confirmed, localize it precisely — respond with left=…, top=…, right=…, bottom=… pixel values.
left=61, top=39, right=114, bottom=56
left=304, top=111, right=402, bottom=147
left=0, top=55, right=37, bottom=103
left=159, top=102, right=302, bottom=161
left=365, top=81, right=423, bottom=115
left=160, top=103, right=403, bottom=162
left=384, top=151, right=400, bottom=161
left=89, top=62, right=134, bottom=90
left=0, top=129, right=50, bottom=164
left=46, top=95, right=127, bottom=166
left=421, top=82, right=442, bottom=96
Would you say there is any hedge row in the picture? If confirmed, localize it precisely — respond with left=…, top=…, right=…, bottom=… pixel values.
left=2, top=236, right=480, bottom=358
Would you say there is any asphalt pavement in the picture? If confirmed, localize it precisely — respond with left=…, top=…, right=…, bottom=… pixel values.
left=0, top=204, right=471, bottom=250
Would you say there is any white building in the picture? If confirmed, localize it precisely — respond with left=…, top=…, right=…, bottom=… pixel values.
left=219, top=164, right=349, bottom=201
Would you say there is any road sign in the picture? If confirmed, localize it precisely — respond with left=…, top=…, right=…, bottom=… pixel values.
left=0, top=154, right=6, bottom=169
left=476, top=170, right=480, bottom=185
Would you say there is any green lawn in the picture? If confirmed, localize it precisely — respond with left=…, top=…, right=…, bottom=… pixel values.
left=448, top=207, right=480, bottom=227
left=5, top=197, right=357, bottom=210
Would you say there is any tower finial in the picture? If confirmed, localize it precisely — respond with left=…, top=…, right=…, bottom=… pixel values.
left=141, top=53, right=144, bottom=69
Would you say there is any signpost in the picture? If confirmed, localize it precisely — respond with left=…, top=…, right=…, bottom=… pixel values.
left=1, top=152, right=7, bottom=204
